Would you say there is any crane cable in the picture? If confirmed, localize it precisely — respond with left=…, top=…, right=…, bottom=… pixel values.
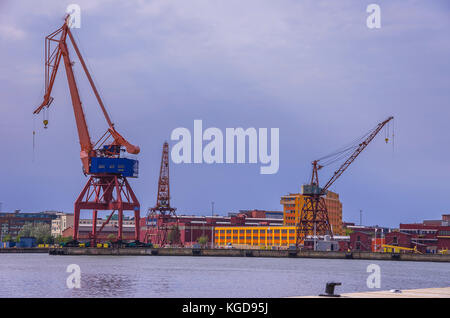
left=32, top=116, right=36, bottom=162
left=315, top=121, right=385, bottom=168
left=72, top=29, right=113, bottom=127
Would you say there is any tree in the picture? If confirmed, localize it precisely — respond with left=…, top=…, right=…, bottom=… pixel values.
left=18, top=223, right=34, bottom=237
left=43, top=234, right=54, bottom=244
left=107, top=234, right=116, bottom=242
left=345, top=228, right=354, bottom=236
left=63, top=236, right=73, bottom=244
left=197, top=236, right=209, bottom=247
left=18, top=222, right=52, bottom=244
left=2, top=234, right=12, bottom=242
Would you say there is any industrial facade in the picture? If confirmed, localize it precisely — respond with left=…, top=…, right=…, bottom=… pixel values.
left=280, top=190, right=343, bottom=235
left=51, top=213, right=74, bottom=237
left=215, top=226, right=296, bottom=247
left=0, top=211, right=59, bottom=240
left=140, top=212, right=284, bottom=246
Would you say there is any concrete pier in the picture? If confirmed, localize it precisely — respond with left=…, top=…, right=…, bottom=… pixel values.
left=47, top=247, right=450, bottom=262
left=296, top=287, right=450, bottom=298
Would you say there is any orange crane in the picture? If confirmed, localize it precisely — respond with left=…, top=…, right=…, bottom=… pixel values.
left=296, top=116, right=394, bottom=248
left=33, top=16, right=141, bottom=245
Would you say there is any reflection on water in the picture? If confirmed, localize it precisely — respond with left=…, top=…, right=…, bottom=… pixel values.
left=0, top=254, right=449, bottom=298
left=71, top=274, right=136, bottom=297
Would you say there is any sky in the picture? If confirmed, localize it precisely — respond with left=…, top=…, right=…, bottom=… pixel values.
left=0, top=0, right=449, bottom=227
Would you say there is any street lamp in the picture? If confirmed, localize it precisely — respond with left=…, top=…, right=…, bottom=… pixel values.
left=211, top=201, right=215, bottom=249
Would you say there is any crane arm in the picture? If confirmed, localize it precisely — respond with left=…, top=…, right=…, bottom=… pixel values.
left=320, top=116, right=394, bottom=193
left=33, top=17, right=140, bottom=174
left=33, top=19, right=93, bottom=173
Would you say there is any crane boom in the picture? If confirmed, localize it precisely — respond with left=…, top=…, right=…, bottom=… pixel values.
left=33, top=16, right=140, bottom=175
left=320, top=116, right=393, bottom=193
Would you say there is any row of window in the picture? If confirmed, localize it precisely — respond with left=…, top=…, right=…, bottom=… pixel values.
left=216, top=229, right=295, bottom=234
left=216, top=236, right=295, bottom=241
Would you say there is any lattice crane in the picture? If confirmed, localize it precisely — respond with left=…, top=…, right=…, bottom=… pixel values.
left=146, top=142, right=181, bottom=246
left=296, top=116, right=394, bottom=248
left=33, top=16, right=141, bottom=244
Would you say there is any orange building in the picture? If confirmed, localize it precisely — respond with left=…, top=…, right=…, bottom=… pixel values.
left=280, top=190, right=343, bottom=236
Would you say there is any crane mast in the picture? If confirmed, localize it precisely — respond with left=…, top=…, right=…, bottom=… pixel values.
left=145, top=142, right=181, bottom=247
left=33, top=17, right=142, bottom=245
left=296, top=116, right=394, bottom=248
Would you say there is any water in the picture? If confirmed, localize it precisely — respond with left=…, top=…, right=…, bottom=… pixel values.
left=0, top=254, right=449, bottom=297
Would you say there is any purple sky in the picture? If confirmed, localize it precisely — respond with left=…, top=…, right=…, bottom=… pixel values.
left=0, top=0, right=449, bottom=227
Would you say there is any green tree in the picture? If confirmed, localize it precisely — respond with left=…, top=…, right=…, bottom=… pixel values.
left=107, top=234, right=116, bottom=242
left=345, top=228, right=354, bottom=236
left=63, top=236, right=73, bottom=244
left=2, top=234, right=12, bottom=242
left=18, top=222, right=51, bottom=244
left=197, top=236, right=209, bottom=247
left=54, top=235, right=63, bottom=244
left=43, top=234, right=54, bottom=244
left=18, top=223, right=34, bottom=237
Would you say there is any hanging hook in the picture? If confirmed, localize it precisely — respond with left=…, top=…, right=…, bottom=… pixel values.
left=43, top=107, right=49, bottom=128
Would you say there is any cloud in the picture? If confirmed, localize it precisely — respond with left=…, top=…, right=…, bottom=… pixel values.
left=0, top=24, right=26, bottom=40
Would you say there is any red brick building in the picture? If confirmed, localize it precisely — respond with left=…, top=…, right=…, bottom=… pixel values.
left=349, top=231, right=373, bottom=251
left=398, top=222, right=450, bottom=253
left=140, top=213, right=284, bottom=246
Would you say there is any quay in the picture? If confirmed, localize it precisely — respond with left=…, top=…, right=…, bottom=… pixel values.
left=296, top=286, right=450, bottom=298
left=46, top=247, right=450, bottom=262
left=0, top=248, right=49, bottom=254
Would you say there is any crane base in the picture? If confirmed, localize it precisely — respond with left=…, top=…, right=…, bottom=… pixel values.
left=73, top=175, right=140, bottom=244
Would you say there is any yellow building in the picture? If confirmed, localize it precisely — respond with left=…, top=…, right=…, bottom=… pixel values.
left=215, top=226, right=296, bottom=248
left=280, top=190, right=343, bottom=235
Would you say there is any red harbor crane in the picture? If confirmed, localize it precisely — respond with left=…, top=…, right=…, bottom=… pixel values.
left=146, top=142, right=181, bottom=246
left=296, top=116, right=394, bottom=248
left=33, top=16, right=141, bottom=245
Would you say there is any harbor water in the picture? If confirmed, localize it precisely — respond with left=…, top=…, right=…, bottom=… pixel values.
left=0, top=254, right=449, bottom=297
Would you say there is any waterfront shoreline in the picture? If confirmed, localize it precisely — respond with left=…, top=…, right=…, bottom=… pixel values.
left=38, top=247, right=450, bottom=262
left=0, top=248, right=49, bottom=254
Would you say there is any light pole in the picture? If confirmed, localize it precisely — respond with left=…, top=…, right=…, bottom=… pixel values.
left=211, top=201, right=214, bottom=249
left=359, top=209, right=363, bottom=226
left=374, top=228, right=377, bottom=252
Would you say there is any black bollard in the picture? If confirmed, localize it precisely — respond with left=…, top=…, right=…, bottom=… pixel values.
left=319, top=282, right=342, bottom=297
